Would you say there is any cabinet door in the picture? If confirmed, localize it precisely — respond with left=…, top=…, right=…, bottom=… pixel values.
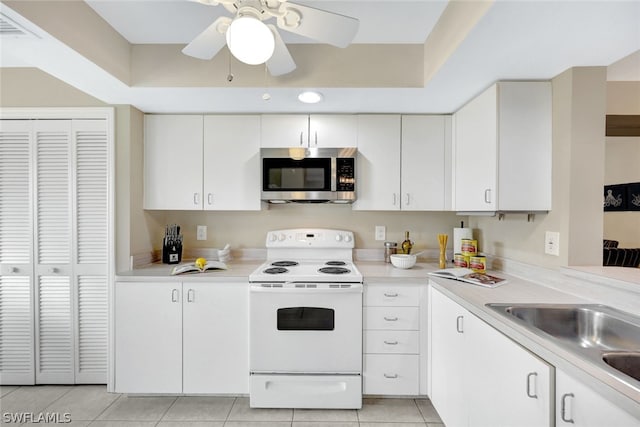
left=114, top=282, right=182, bottom=393
left=203, top=116, right=261, bottom=210
left=0, top=120, right=35, bottom=384
left=261, top=115, right=309, bottom=147
left=401, top=115, right=451, bottom=210
left=352, top=115, right=401, bottom=210
left=556, top=370, right=640, bottom=427
left=183, top=283, right=249, bottom=394
left=309, top=115, right=357, bottom=147
left=144, top=115, right=203, bottom=210
left=430, top=287, right=468, bottom=427
left=497, top=82, right=552, bottom=211
left=466, top=313, right=552, bottom=427
left=453, top=85, right=497, bottom=211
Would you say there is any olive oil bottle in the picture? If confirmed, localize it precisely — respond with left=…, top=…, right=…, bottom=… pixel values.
left=401, top=231, right=413, bottom=254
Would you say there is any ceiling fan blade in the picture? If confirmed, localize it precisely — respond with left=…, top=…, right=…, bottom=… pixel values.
left=182, top=16, right=231, bottom=60
left=278, top=3, right=359, bottom=48
left=267, top=25, right=296, bottom=76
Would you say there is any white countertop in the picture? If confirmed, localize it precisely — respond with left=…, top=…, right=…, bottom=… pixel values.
left=116, top=260, right=262, bottom=282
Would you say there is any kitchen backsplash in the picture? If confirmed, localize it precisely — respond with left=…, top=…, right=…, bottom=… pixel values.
left=152, top=204, right=465, bottom=252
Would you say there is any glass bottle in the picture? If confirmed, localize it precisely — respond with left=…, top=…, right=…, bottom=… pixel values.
left=401, top=231, right=413, bottom=254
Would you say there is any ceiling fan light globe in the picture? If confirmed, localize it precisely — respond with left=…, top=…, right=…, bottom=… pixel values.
left=226, top=15, right=275, bottom=65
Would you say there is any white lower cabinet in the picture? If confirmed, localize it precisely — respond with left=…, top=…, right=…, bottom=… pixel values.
left=114, top=281, right=248, bottom=394
left=430, top=286, right=552, bottom=427
left=556, top=369, right=640, bottom=427
left=363, top=281, right=427, bottom=395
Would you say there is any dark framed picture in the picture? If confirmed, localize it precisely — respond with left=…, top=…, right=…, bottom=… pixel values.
left=627, top=182, right=640, bottom=211
left=604, top=184, right=627, bottom=211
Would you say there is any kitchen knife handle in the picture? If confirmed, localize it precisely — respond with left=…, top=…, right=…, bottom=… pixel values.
left=561, top=393, right=575, bottom=423
left=526, top=372, right=538, bottom=399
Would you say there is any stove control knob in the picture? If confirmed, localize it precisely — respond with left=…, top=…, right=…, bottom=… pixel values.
left=278, top=233, right=286, bottom=242
left=268, top=233, right=277, bottom=242
left=344, top=234, right=353, bottom=243
left=335, top=234, right=343, bottom=242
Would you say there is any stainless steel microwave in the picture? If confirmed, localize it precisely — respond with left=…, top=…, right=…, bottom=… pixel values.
left=261, top=147, right=356, bottom=203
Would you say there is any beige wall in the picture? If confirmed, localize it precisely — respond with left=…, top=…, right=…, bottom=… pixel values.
left=470, top=67, right=607, bottom=268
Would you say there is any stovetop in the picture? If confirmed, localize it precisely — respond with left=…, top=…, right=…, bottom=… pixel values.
left=249, top=259, right=363, bottom=283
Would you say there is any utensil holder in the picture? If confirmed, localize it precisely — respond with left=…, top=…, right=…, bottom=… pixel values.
left=162, top=241, right=183, bottom=264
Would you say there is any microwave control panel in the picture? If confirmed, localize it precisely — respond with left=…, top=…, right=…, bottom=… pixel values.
left=336, top=158, right=355, bottom=191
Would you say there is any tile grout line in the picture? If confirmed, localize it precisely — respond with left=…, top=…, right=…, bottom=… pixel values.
left=90, top=392, right=123, bottom=424
left=156, top=395, right=179, bottom=425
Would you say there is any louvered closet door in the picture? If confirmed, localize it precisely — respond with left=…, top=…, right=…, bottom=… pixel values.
left=34, top=120, right=74, bottom=384
left=0, top=120, right=35, bottom=384
left=72, top=120, right=108, bottom=383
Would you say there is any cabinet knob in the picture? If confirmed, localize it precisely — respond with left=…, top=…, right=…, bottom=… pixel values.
left=48, top=267, right=58, bottom=274
left=11, top=267, right=19, bottom=273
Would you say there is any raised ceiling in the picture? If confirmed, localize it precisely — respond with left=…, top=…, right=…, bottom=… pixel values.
left=1, top=0, right=639, bottom=113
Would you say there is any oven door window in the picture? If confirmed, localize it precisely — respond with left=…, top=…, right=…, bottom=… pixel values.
left=277, top=307, right=335, bottom=331
left=263, top=158, right=331, bottom=191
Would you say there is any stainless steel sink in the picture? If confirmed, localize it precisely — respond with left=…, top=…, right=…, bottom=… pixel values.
left=486, top=303, right=640, bottom=390
left=603, top=352, right=640, bottom=382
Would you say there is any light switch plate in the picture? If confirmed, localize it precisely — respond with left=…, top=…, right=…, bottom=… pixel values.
left=375, top=226, right=386, bottom=241
left=544, top=231, right=560, bottom=256
left=197, top=225, right=207, bottom=241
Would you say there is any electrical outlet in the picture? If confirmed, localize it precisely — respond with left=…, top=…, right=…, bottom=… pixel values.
left=197, top=225, right=207, bottom=241
left=544, top=231, right=560, bottom=256
left=375, top=225, right=386, bottom=241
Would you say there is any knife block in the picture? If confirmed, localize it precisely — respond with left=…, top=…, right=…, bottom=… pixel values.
left=162, top=241, right=183, bottom=264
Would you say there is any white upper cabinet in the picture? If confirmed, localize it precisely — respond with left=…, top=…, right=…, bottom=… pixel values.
left=401, top=116, right=451, bottom=211
left=353, top=115, right=451, bottom=211
left=452, top=82, right=552, bottom=212
left=261, top=115, right=357, bottom=148
left=144, top=115, right=204, bottom=210
left=352, top=115, right=401, bottom=210
left=144, top=115, right=261, bottom=211
left=203, top=116, right=261, bottom=210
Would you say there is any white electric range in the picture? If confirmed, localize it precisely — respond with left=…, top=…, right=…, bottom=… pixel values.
left=248, top=229, right=363, bottom=409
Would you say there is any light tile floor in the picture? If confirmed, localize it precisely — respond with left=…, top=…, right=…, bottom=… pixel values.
left=0, top=386, right=444, bottom=427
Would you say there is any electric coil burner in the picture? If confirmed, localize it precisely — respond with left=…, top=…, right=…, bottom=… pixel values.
left=248, top=229, right=363, bottom=409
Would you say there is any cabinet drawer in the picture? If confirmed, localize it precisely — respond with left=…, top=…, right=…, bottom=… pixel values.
left=365, top=285, right=420, bottom=307
left=364, top=307, right=419, bottom=330
left=363, top=354, right=419, bottom=395
left=364, top=330, right=419, bottom=354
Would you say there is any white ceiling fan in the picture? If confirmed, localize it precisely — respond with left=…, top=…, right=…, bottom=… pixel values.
left=182, top=0, right=360, bottom=76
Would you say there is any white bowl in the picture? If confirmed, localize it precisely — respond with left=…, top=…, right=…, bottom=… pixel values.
left=390, top=254, right=417, bottom=269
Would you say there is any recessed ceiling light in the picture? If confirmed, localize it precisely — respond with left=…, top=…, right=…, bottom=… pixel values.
left=298, top=91, right=323, bottom=104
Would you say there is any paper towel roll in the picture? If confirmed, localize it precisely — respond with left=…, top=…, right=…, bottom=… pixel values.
left=453, top=228, right=472, bottom=254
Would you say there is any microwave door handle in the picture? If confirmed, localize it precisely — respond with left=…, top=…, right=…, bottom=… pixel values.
left=331, top=157, right=337, bottom=191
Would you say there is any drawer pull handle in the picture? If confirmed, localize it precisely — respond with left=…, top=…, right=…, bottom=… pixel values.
left=526, top=372, right=538, bottom=399
left=561, top=393, right=575, bottom=424
left=384, top=316, right=399, bottom=321
left=384, top=373, right=398, bottom=379
left=384, top=340, right=399, bottom=345
left=171, top=289, right=179, bottom=303
left=384, top=292, right=398, bottom=297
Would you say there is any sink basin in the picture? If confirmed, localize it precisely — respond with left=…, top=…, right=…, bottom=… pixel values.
left=489, top=304, right=640, bottom=350
left=486, top=303, right=640, bottom=390
left=603, top=352, right=640, bottom=382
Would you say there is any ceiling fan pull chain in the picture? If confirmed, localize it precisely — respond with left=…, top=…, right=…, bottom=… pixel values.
left=227, top=48, right=234, bottom=82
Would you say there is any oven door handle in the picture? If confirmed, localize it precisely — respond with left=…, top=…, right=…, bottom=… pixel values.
left=250, top=285, right=362, bottom=294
